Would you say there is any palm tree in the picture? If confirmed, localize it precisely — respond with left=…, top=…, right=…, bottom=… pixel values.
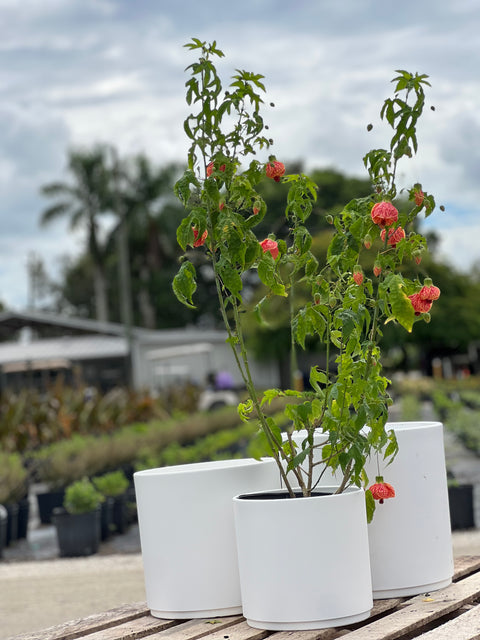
left=114, top=155, right=182, bottom=328
left=40, top=146, right=113, bottom=322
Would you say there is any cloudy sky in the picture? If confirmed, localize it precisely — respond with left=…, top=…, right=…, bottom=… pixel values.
left=1, top=0, right=479, bottom=310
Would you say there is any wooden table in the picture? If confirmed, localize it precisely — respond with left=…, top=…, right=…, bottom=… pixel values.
left=12, top=556, right=480, bottom=640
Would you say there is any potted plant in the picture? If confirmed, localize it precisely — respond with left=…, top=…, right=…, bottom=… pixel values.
left=93, top=470, right=130, bottom=537
left=0, top=452, right=29, bottom=547
left=448, top=474, right=475, bottom=530
left=31, top=434, right=110, bottom=524
left=52, top=478, right=103, bottom=557
left=172, top=39, right=447, bottom=629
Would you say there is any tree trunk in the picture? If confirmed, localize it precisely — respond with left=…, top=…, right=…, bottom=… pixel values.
left=93, top=263, right=109, bottom=323
left=138, top=266, right=156, bottom=329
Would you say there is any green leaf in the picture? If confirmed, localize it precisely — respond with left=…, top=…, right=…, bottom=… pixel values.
left=388, top=275, right=415, bottom=332
left=218, top=261, right=243, bottom=300
left=293, top=309, right=307, bottom=349
left=287, top=448, right=309, bottom=472
left=172, top=261, right=197, bottom=308
left=238, top=399, right=254, bottom=422
left=257, top=254, right=286, bottom=296
left=310, top=366, right=327, bottom=389
left=174, top=170, right=198, bottom=206
left=176, top=217, right=193, bottom=251
left=260, top=388, right=285, bottom=406
left=365, top=489, right=376, bottom=524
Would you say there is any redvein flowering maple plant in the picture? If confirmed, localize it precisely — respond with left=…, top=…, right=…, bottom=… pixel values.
left=173, top=39, right=440, bottom=516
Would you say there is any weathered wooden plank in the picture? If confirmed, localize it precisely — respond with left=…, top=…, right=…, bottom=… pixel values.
left=369, top=599, right=403, bottom=618
left=145, top=616, right=244, bottom=640
left=189, top=621, right=268, bottom=640
left=453, top=556, right=480, bottom=581
left=271, top=627, right=346, bottom=639
left=9, top=602, right=150, bottom=640
left=335, top=570, right=480, bottom=640
left=415, top=602, right=480, bottom=639
left=72, top=615, right=178, bottom=640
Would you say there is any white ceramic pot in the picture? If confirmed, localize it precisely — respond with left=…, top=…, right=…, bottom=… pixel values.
left=233, top=486, right=373, bottom=630
left=134, top=458, right=280, bottom=619
left=367, top=421, right=454, bottom=598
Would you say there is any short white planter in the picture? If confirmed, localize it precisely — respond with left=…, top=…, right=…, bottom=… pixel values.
left=134, top=458, right=280, bottom=619
left=366, top=421, right=454, bottom=598
left=233, top=486, right=373, bottom=630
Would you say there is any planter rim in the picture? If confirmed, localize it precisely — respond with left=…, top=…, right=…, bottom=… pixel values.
left=283, top=429, right=328, bottom=443
left=234, top=485, right=362, bottom=503
left=134, top=457, right=271, bottom=479
left=385, top=421, right=443, bottom=432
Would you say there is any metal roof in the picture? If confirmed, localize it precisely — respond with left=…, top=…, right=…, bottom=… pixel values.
left=0, top=334, right=128, bottom=367
left=0, top=310, right=135, bottom=338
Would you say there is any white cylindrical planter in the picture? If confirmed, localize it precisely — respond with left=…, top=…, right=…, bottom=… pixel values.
left=134, top=458, right=280, bottom=619
left=233, top=486, right=372, bottom=630
left=367, top=421, right=454, bottom=598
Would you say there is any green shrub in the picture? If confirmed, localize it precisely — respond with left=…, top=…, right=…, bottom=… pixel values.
left=93, top=470, right=129, bottom=497
left=458, top=390, right=480, bottom=410
left=0, top=452, right=28, bottom=504
left=63, top=478, right=103, bottom=515
left=399, top=394, right=422, bottom=421
left=30, top=435, right=99, bottom=489
left=444, top=407, right=480, bottom=455
left=432, top=389, right=461, bottom=420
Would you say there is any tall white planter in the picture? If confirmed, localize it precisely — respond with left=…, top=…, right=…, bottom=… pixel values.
left=367, top=421, right=454, bottom=598
left=134, top=458, right=280, bottom=619
left=233, top=486, right=372, bottom=630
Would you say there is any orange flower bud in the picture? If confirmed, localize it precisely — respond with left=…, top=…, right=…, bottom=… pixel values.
left=265, top=160, right=285, bottom=182
left=369, top=478, right=395, bottom=504
left=380, top=226, right=406, bottom=248
left=371, top=201, right=398, bottom=228
left=260, top=238, right=279, bottom=260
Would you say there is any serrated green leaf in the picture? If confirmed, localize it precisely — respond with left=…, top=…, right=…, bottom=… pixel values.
left=388, top=275, right=415, bottom=332
left=287, top=448, right=308, bottom=472
left=257, top=255, right=286, bottom=296
left=310, top=366, right=327, bottom=388
left=218, top=261, right=243, bottom=300
left=172, top=261, right=197, bottom=308
left=365, top=489, right=376, bottom=523
left=293, top=309, right=307, bottom=349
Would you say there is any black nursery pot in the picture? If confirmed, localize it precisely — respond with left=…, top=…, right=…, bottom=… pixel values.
left=37, top=489, right=66, bottom=525
left=0, top=505, right=7, bottom=557
left=52, top=507, right=101, bottom=557
left=448, top=485, right=475, bottom=530
left=5, top=503, right=19, bottom=546
left=16, top=497, right=30, bottom=540
left=112, top=493, right=129, bottom=534
left=100, top=497, right=115, bottom=540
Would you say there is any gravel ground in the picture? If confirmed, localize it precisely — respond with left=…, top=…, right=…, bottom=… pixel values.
left=1, top=553, right=146, bottom=639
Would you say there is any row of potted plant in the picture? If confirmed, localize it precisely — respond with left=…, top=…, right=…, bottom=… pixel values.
left=0, top=407, right=275, bottom=556
left=0, top=384, right=173, bottom=453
